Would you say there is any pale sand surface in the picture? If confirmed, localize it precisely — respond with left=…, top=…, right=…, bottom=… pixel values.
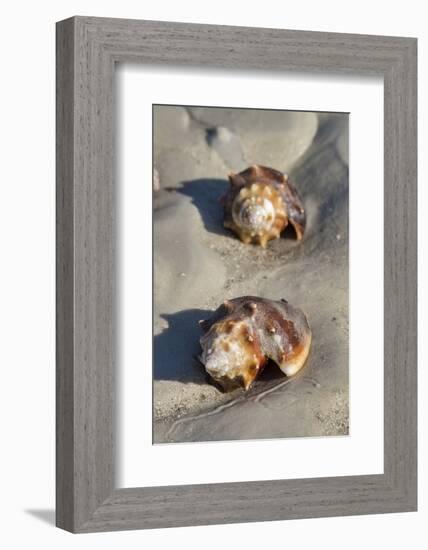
left=153, top=105, right=349, bottom=443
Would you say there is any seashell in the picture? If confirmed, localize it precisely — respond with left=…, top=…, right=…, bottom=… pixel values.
left=199, top=296, right=311, bottom=391
left=223, top=165, right=306, bottom=247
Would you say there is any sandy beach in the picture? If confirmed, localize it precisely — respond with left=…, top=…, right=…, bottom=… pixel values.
left=153, top=105, right=349, bottom=444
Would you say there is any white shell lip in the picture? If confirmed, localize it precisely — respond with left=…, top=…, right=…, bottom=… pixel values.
left=278, top=331, right=312, bottom=376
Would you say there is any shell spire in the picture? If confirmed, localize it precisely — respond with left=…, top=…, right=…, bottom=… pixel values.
left=223, top=165, right=306, bottom=247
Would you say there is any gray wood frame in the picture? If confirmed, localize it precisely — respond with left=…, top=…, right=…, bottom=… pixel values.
left=56, top=16, right=417, bottom=533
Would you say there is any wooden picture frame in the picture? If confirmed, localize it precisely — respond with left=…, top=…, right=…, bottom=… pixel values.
left=56, top=16, right=417, bottom=533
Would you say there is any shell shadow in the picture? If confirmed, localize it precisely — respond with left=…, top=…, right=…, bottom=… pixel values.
left=174, top=178, right=229, bottom=237
left=153, top=308, right=212, bottom=384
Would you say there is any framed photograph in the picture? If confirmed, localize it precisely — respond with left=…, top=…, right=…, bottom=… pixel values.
left=56, top=16, right=417, bottom=532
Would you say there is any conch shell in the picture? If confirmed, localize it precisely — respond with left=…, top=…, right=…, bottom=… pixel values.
left=199, top=296, right=312, bottom=391
left=223, top=165, right=306, bottom=247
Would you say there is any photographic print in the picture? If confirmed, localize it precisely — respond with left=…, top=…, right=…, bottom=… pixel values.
left=153, top=105, right=349, bottom=444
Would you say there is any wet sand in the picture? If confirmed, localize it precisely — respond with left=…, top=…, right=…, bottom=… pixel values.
left=153, top=105, right=349, bottom=443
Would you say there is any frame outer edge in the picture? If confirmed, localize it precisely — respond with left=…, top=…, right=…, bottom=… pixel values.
left=397, top=38, right=417, bottom=508
left=56, top=16, right=76, bottom=532
left=72, top=16, right=116, bottom=532
left=383, top=39, right=417, bottom=510
left=55, top=16, right=418, bottom=533
left=406, top=39, right=417, bottom=510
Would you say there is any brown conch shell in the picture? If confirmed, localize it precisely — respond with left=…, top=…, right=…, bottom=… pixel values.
left=199, top=296, right=311, bottom=391
left=223, top=165, right=306, bottom=247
